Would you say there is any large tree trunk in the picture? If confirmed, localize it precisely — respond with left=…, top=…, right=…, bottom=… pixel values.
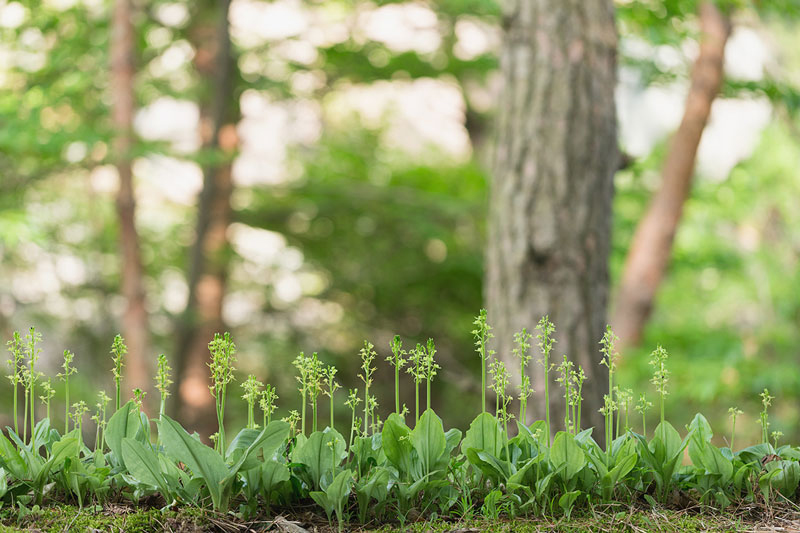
left=174, top=0, right=238, bottom=438
left=612, top=3, right=731, bottom=350
left=111, top=0, right=150, bottom=403
left=487, top=0, right=618, bottom=438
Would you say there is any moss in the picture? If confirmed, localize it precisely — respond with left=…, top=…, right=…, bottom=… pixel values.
left=371, top=510, right=749, bottom=532
left=0, top=505, right=760, bottom=532
left=0, top=503, right=211, bottom=533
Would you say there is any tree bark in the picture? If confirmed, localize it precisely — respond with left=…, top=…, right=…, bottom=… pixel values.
left=174, top=0, right=238, bottom=438
left=487, top=0, right=618, bottom=438
left=111, top=0, right=151, bottom=403
left=612, top=2, right=731, bottom=350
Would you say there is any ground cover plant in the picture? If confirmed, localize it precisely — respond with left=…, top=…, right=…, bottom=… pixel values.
left=1, top=314, right=799, bottom=532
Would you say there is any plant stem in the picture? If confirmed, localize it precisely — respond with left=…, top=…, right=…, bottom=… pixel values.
left=363, top=381, right=369, bottom=437
left=481, top=340, right=486, bottom=414
left=330, top=393, right=334, bottom=431
left=301, top=387, right=306, bottom=436
left=312, top=394, right=318, bottom=433
left=565, top=374, right=571, bottom=434
left=218, top=382, right=227, bottom=453
left=22, top=390, right=28, bottom=442
left=544, top=353, right=550, bottom=446
left=29, top=380, right=35, bottom=439
left=642, top=411, right=647, bottom=438
left=415, top=381, right=419, bottom=425
left=64, top=373, right=70, bottom=434
left=12, top=380, right=18, bottom=436
left=426, top=376, right=431, bottom=412
left=395, top=365, right=400, bottom=415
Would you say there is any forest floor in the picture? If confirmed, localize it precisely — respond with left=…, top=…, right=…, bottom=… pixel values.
left=1, top=502, right=799, bottom=532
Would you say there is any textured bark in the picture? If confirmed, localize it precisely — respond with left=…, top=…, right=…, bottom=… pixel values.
left=174, top=0, right=237, bottom=437
left=111, top=0, right=151, bottom=402
left=612, top=3, right=730, bottom=349
left=487, top=0, right=618, bottom=437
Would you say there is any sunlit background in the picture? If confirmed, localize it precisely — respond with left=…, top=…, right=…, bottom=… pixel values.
left=1, top=0, right=799, bottom=446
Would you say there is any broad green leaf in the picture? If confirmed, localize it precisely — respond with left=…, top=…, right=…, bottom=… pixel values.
left=226, top=421, right=289, bottom=473
left=507, top=457, right=537, bottom=486
left=699, top=442, right=733, bottom=484
left=262, top=460, right=290, bottom=493
left=550, top=431, right=586, bottom=479
left=326, top=469, right=354, bottom=520
left=381, top=413, right=414, bottom=477
left=291, top=427, right=347, bottom=490
left=444, top=428, right=462, bottom=457
left=688, top=413, right=713, bottom=443
left=608, top=452, right=638, bottom=485
left=121, top=438, right=170, bottom=496
left=738, top=443, right=771, bottom=465
left=0, top=433, right=27, bottom=479
left=355, top=466, right=392, bottom=522
left=410, top=409, right=446, bottom=478
left=158, top=415, right=227, bottom=510
left=461, top=412, right=504, bottom=457
left=105, top=401, right=140, bottom=462
left=0, top=467, right=7, bottom=499
left=558, top=490, right=581, bottom=517
left=653, top=421, right=683, bottom=462
left=465, top=448, right=506, bottom=483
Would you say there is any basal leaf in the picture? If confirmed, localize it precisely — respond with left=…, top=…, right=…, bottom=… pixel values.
left=410, top=409, right=446, bottom=478
left=158, top=415, right=227, bottom=510
left=551, top=431, right=586, bottom=479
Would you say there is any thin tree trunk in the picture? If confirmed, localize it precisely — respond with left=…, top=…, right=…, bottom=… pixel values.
left=111, top=0, right=150, bottom=403
left=174, top=0, right=238, bottom=438
left=612, top=2, right=731, bottom=349
left=487, top=0, right=618, bottom=439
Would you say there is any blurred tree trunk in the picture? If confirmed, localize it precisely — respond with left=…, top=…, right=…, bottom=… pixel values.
left=111, top=0, right=150, bottom=402
left=487, top=0, right=618, bottom=437
left=612, top=3, right=731, bottom=350
left=174, top=0, right=238, bottom=437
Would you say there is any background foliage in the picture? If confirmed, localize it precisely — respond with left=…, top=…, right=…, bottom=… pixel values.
left=1, top=0, right=799, bottom=446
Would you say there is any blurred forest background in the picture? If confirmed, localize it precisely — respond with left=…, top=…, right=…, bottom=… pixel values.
left=1, top=0, right=800, bottom=445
